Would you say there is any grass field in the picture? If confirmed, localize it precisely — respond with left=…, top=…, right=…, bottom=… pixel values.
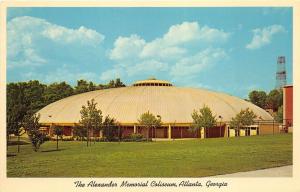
left=7, top=134, right=292, bottom=177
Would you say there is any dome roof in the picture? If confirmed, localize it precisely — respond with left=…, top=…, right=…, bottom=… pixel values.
left=37, top=82, right=273, bottom=125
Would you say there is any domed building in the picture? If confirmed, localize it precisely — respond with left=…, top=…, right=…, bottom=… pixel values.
left=38, top=79, right=279, bottom=139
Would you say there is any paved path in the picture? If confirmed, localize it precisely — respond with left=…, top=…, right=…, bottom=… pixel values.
left=214, top=165, right=292, bottom=177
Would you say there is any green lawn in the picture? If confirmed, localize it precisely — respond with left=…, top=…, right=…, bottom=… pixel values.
left=7, top=134, right=292, bottom=177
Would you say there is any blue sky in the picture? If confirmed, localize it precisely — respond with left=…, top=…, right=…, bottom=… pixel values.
left=7, top=7, right=292, bottom=98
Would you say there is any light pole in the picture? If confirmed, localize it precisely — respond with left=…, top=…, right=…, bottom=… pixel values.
left=117, top=122, right=121, bottom=144
left=218, top=115, right=223, bottom=137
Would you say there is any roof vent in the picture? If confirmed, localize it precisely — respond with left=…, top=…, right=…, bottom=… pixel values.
left=132, top=79, right=173, bottom=87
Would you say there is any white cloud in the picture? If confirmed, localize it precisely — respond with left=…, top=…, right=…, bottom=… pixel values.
left=127, top=60, right=169, bottom=76
left=170, top=48, right=227, bottom=77
left=103, top=21, right=230, bottom=82
left=163, top=22, right=229, bottom=46
left=42, top=25, right=104, bottom=46
left=109, top=34, right=145, bottom=61
left=108, top=22, right=229, bottom=62
left=246, top=25, right=286, bottom=50
left=163, top=22, right=200, bottom=45
left=7, top=16, right=105, bottom=69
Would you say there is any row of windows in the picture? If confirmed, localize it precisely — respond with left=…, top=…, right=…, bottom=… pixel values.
left=133, top=83, right=172, bottom=87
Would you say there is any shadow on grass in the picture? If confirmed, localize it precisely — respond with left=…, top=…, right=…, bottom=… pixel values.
left=41, top=149, right=65, bottom=153
left=7, top=141, right=30, bottom=146
left=7, top=154, right=17, bottom=157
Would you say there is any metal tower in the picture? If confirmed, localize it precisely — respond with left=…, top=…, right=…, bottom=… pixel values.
left=276, top=56, right=287, bottom=89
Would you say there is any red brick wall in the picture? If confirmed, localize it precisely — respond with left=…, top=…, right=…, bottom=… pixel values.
left=63, top=127, right=72, bottom=136
left=284, top=86, right=293, bottom=126
left=122, top=126, right=134, bottom=137
left=206, top=125, right=225, bottom=138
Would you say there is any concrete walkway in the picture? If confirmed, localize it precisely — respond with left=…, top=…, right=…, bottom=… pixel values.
left=214, top=165, right=292, bottom=177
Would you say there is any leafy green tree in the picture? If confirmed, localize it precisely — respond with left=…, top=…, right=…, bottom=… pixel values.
left=138, top=111, right=161, bottom=141
left=7, top=81, right=46, bottom=143
left=97, top=84, right=106, bottom=90
left=13, top=127, right=26, bottom=153
left=97, top=78, right=126, bottom=90
left=229, top=108, right=257, bottom=136
left=75, top=80, right=99, bottom=94
left=102, top=115, right=118, bottom=141
left=108, top=80, right=115, bottom=88
left=190, top=105, right=217, bottom=138
left=266, top=89, right=283, bottom=111
left=73, top=125, right=87, bottom=141
left=22, top=113, right=46, bottom=152
left=23, top=80, right=46, bottom=114
left=88, top=82, right=96, bottom=91
left=79, top=99, right=103, bottom=147
left=248, top=90, right=267, bottom=108
left=274, top=105, right=283, bottom=123
left=114, top=78, right=126, bottom=88
left=53, top=126, right=64, bottom=150
left=75, top=80, right=90, bottom=94
left=43, top=82, right=73, bottom=105
left=6, top=84, right=19, bottom=142
left=7, top=83, right=26, bottom=142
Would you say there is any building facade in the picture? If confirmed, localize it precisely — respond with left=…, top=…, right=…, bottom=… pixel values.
left=283, top=85, right=293, bottom=132
left=37, top=79, right=279, bottom=139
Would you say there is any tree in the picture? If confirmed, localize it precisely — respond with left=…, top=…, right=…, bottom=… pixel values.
left=9, top=126, right=26, bottom=153
left=7, top=82, right=41, bottom=142
left=23, top=80, right=46, bottom=114
left=7, top=83, right=26, bottom=143
left=97, top=78, right=126, bottom=90
left=73, top=125, right=87, bottom=141
left=102, top=115, right=118, bottom=141
left=266, top=89, right=283, bottom=111
left=7, top=81, right=46, bottom=144
left=75, top=80, right=90, bottom=94
left=229, top=108, right=257, bottom=136
left=190, top=105, right=217, bottom=138
left=114, top=78, right=126, bottom=88
left=79, top=99, right=103, bottom=147
left=88, top=82, right=96, bottom=92
left=53, top=126, right=64, bottom=150
left=15, top=127, right=26, bottom=153
left=248, top=90, right=267, bottom=108
left=22, top=113, right=46, bottom=152
left=43, top=82, right=73, bottom=105
left=274, top=105, right=283, bottom=123
left=108, top=80, right=115, bottom=88
left=138, top=111, right=161, bottom=141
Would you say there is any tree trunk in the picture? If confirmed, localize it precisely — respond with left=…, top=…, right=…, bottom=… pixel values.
left=92, top=128, right=95, bottom=144
left=90, top=129, right=92, bottom=146
left=17, top=135, right=20, bottom=153
left=86, top=128, right=89, bottom=147
left=56, top=134, right=58, bottom=150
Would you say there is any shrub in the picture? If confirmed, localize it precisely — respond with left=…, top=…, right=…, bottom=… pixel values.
left=62, top=137, right=74, bottom=141
left=122, top=133, right=148, bottom=142
left=7, top=141, right=29, bottom=146
left=44, top=135, right=51, bottom=141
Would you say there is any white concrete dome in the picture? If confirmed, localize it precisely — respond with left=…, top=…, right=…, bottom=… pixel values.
left=37, top=79, right=273, bottom=125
